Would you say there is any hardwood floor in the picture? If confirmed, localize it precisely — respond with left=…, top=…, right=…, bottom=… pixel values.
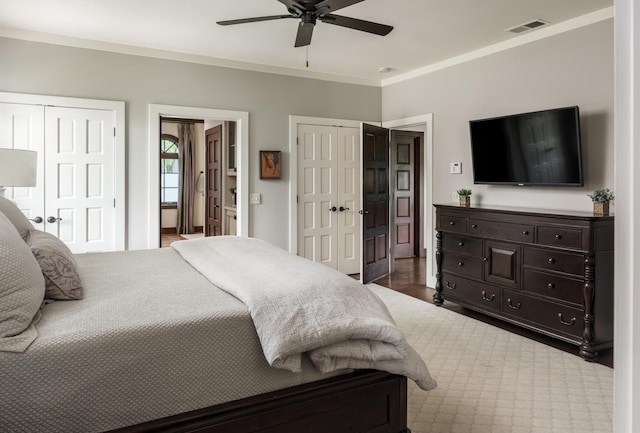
left=161, top=233, right=185, bottom=248
left=375, top=257, right=613, bottom=368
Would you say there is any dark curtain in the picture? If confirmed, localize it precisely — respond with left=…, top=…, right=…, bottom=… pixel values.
left=176, top=123, right=196, bottom=234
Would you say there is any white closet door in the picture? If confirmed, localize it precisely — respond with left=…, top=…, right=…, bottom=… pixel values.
left=0, top=103, right=45, bottom=224
left=336, top=127, right=360, bottom=274
left=297, top=124, right=360, bottom=274
left=45, top=107, right=116, bottom=253
left=298, top=124, right=338, bottom=269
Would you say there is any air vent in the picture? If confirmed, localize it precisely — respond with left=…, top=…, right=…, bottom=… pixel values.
left=505, top=19, right=550, bottom=34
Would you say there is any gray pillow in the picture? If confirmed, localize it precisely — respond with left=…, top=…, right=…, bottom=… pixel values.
left=28, top=230, right=83, bottom=300
left=0, top=211, right=45, bottom=352
left=0, top=196, right=34, bottom=240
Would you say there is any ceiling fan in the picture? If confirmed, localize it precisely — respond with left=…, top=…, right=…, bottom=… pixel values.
left=217, top=0, right=393, bottom=48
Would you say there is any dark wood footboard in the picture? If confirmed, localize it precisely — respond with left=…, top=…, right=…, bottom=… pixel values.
left=110, top=370, right=410, bottom=433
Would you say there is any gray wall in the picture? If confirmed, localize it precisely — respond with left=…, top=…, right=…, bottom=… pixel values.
left=382, top=19, right=614, bottom=212
left=0, top=37, right=382, bottom=249
left=0, top=18, right=614, bottom=248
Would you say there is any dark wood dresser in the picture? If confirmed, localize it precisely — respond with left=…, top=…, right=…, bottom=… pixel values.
left=434, top=204, right=614, bottom=361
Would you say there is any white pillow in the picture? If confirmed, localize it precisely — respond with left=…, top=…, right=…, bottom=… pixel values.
left=0, top=211, right=45, bottom=352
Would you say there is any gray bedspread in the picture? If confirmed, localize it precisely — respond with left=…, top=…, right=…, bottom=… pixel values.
left=172, top=236, right=436, bottom=390
left=0, top=248, right=340, bottom=433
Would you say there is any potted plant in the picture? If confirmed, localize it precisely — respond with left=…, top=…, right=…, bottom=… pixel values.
left=457, top=189, right=472, bottom=207
left=588, top=188, right=614, bottom=216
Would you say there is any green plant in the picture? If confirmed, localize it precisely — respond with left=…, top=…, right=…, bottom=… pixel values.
left=588, top=188, right=614, bottom=203
left=456, top=188, right=472, bottom=196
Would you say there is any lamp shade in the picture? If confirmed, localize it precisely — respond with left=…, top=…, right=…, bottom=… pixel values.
left=0, top=149, right=37, bottom=187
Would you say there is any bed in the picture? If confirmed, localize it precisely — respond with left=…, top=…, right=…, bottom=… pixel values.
left=0, top=197, right=436, bottom=433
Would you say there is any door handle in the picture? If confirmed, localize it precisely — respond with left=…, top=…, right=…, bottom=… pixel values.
left=358, top=210, right=369, bottom=215
left=47, top=216, right=62, bottom=223
left=330, top=206, right=337, bottom=212
left=30, top=216, right=43, bottom=224
left=339, top=206, right=350, bottom=212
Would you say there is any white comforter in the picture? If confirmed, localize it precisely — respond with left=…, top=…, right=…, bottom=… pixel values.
left=172, top=236, right=436, bottom=391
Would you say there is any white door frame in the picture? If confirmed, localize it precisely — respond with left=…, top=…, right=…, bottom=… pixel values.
left=0, top=91, right=126, bottom=251
left=382, top=114, right=435, bottom=288
left=149, top=104, right=249, bottom=248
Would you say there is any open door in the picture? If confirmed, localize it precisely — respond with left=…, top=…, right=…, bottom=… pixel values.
left=205, top=125, right=222, bottom=236
left=361, top=123, right=390, bottom=283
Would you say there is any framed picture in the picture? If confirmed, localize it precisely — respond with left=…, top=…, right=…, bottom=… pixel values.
left=260, top=150, right=282, bottom=179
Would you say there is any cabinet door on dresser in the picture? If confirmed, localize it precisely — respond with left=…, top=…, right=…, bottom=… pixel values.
left=484, top=240, right=521, bottom=289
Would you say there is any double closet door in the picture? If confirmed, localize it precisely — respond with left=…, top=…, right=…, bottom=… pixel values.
left=297, top=124, right=360, bottom=275
left=0, top=102, right=118, bottom=253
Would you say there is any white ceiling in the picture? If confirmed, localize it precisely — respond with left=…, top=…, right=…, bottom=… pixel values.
left=0, top=0, right=613, bottom=85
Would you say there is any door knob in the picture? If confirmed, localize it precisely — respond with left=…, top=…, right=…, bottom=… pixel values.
left=358, top=210, right=369, bottom=215
left=29, top=216, right=43, bottom=224
left=339, top=206, right=350, bottom=212
left=47, top=216, right=62, bottom=223
left=330, top=206, right=337, bottom=212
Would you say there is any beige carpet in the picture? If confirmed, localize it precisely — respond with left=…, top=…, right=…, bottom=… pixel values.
left=367, top=284, right=613, bottom=433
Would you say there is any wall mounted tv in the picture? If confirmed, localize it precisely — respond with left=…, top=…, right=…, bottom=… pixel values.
left=469, top=106, right=584, bottom=186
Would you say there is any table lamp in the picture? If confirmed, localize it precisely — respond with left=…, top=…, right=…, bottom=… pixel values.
left=0, top=148, right=37, bottom=198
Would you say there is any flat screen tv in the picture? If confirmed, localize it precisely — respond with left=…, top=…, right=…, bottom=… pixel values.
left=470, top=106, right=583, bottom=186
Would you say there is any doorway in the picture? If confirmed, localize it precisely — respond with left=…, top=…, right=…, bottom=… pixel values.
left=390, top=129, right=425, bottom=259
left=149, top=105, right=249, bottom=249
left=159, top=118, right=205, bottom=242
left=383, top=114, right=435, bottom=288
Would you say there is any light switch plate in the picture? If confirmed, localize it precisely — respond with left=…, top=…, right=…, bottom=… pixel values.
left=250, top=192, right=261, bottom=205
left=450, top=162, right=462, bottom=174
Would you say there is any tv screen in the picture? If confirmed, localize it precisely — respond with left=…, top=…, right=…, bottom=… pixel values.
left=470, top=106, right=583, bottom=186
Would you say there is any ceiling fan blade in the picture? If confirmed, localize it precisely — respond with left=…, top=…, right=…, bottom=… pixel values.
left=294, top=21, right=315, bottom=47
left=319, top=14, right=393, bottom=36
left=314, top=0, right=365, bottom=14
left=217, top=15, right=294, bottom=26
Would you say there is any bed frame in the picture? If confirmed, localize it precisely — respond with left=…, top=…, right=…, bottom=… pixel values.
left=110, top=370, right=410, bottom=433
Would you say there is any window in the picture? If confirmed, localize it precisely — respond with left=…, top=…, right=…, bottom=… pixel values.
left=161, top=134, right=179, bottom=206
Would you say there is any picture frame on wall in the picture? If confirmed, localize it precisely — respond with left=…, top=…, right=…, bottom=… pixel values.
left=260, top=150, right=282, bottom=179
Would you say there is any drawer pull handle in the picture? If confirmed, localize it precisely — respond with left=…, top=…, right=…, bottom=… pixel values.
left=458, top=262, right=464, bottom=267
left=449, top=221, right=455, bottom=226
left=446, top=282, right=456, bottom=290
left=458, top=241, right=464, bottom=247
left=548, top=283, right=555, bottom=289
left=507, top=298, right=521, bottom=310
left=548, top=258, right=556, bottom=264
left=557, top=313, right=576, bottom=326
left=471, top=224, right=478, bottom=229
left=522, top=230, right=529, bottom=235
left=555, top=234, right=562, bottom=240
left=481, top=291, right=496, bottom=301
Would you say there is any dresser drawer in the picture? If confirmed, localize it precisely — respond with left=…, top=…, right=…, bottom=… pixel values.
left=523, top=269, right=584, bottom=305
left=502, top=290, right=583, bottom=339
left=524, top=246, right=584, bottom=276
left=537, top=226, right=584, bottom=250
left=439, top=214, right=467, bottom=233
left=442, top=274, right=501, bottom=312
left=442, top=235, right=483, bottom=257
left=469, top=219, right=534, bottom=243
left=442, top=253, right=483, bottom=279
